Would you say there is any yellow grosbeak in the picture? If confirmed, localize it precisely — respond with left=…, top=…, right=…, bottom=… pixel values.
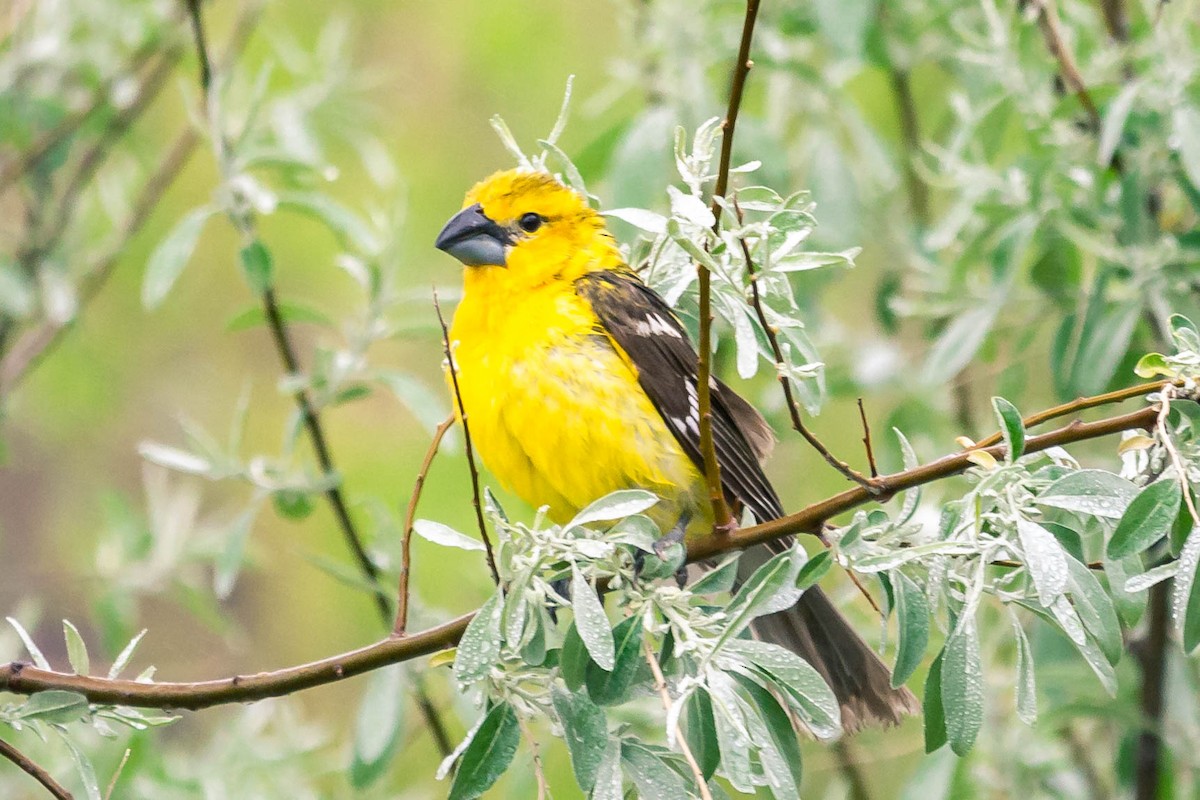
left=435, top=169, right=917, bottom=730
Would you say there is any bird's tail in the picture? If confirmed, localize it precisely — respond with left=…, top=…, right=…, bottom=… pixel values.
left=752, top=585, right=919, bottom=733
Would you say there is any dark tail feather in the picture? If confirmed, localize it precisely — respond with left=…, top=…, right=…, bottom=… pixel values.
left=753, top=585, right=919, bottom=733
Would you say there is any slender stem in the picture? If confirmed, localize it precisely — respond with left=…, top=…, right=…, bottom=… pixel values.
left=857, top=399, right=879, bottom=478
left=833, top=740, right=873, bottom=800
left=1134, top=579, right=1169, bottom=800
left=0, top=399, right=1164, bottom=710
left=696, top=0, right=761, bottom=529
left=103, top=748, right=131, bottom=800
left=395, top=414, right=455, bottom=635
left=974, top=380, right=1173, bottom=448
left=0, top=736, right=74, bottom=800
left=643, top=640, right=713, bottom=800
left=433, top=291, right=500, bottom=585
left=516, top=715, right=548, bottom=800
left=735, top=197, right=881, bottom=493
left=1031, top=0, right=1102, bottom=129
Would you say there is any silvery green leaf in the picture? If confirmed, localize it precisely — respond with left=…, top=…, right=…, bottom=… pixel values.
left=1098, top=81, right=1140, bottom=167
left=1124, top=562, right=1180, bottom=593
left=571, top=564, right=615, bottom=670
left=621, top=741, right=691, bottom=800
left=1066, top=556, right=1122, bottom=665
left=716, top=547, right=805, bottom=648
left=566, top=490, right=658, bottom=530
left=1016, top=517, right=1068, bottom=606
left=893, top=428, right=922, bottom=524
left=892, top=571, right=929, bottom=687
left=16, top=690, right=89, bottom=723
left=1105, top=555, right=1148, bottom=627
left=62, top=620, right=89, bottom=676
left=56, top=727, right=102, bottom=800
left=538, top=138, right=588, bottom=198
left=108, top=629, right=147, bottom=679
left=606, top=514, right=661, bottom=552
left=1049, top=594, right=1087, bottom=646
left=142, top=206, right=215, bottom=309
left=991, top=397, right=1025, bottom=462
left=413, top=519, right=485, bottom=551
left=920, top=305, right=999, bottom=387
left=552, top=687, right=608, bottom=793
left=724, top=639, right=841, bottom=739
left=1107, top=479, right=1182, bottom=559
left=1036, top=470, right=1138, bottom=519
left=1172, top=522, right=1200, bottom=652
left=276, top=191, right=381, bottom=256
left=376, top=372, right=449, bottom=435
left=690, top=554, right=741, bottom=595
left=137, top=442, right=212, bottom=476
left=6, top=617, right=50, bottom=669
left=447, top=701, right=520, bottom=800
left=1174, top=105, right=1200, bottom=192
left=604, top=207, right=668, bottom=234
left=350, top=664, right=407, bottom=788
left=941, top=617, right=984, bottom=756
left=502, top=569, right=531, bottom=647
left=1009, top=611, right=1037, bottom=725
left=591, top=738, right=624, bottom=800
left=733, top=675, right=800, bottom=797
left=852, top=542, right=979, bottom=572
left=707, top=673, right=754, bottom=792
left=453, top=589, right=504, bottom=684
left=667, top=185, right=716, bottom=229
left=1027, top=599, right=1119, bottom=696
left=731, top=307, right=759, bottom=380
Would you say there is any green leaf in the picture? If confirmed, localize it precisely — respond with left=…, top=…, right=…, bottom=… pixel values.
left=724, top=638, right=841, bottom=739
left=591, top=738, right=624, bottom=800
left=621, top=741, right=691, bottom=800
left=941, top=617, right=983, bottom=756
left=1173, top=523, right=1200, bottom=652
left=376, top=371, right=451, bottom=435
left=62, top=620, right=89, bottom=676
left=142, top=206, right=215, bottom=309
left=586, top=615, right=645, bottom=706
left=1173, top=105, right=1200, bottom=191
left=447, top=702, right=520, bottom=800
left=1098, top=81, right=1140, bottom=167
left=1066, top=556, right=1123, bottom=665
left=413, top=519, right=485, bottom=552
left=238, top=240, right=274, bottom=294
left=350, top=664, right=407, bottom=788
left=226, top=301, right=332, bottom=332
left=453, top=590, right=504, bottom=684
left=681, top=688, right=719, bottom=782
left=552, top=687, right=608, bottom=792
left=991, top=397, right=1025, bottom=461
left=272, top=489, right=315, bottom=520
left=56, top=727, right=102, bottom=800
left=108, top=629, right=147, bottom=679
left=565, top=489, right=658, bottom=531
left=733, top=675, right=804, bottom=796
left=16, top=690, right=90, bottom=723
left=1037, top=470, right=1139, bottom=519
left=560, top=621, right=590, bottom=692
left=1108, top=479, right=1182, bottom=559
left=921, top=305, right=999, bottom=386
left=571, top=564, right=615, bottom=670
left=1170, top=488, right=1195, bottom=556
left=892, top=571, right=929, bottom=687
left=716, top=545, right=805, bottom=648
left=923, top=651, right=947, bottom=753
left=689, top=554, right=741, bottom=595
left=6, top=616, right=50, bottom=669
left=795, top=549, right=833, bottom=590
left=1134, top=352, right=1174, bottom=379
left=276, top=191, right=381, bottom=255
left=1017, top=517, right=1069, bottom=606
left=213, top=508, right=256, bottom=601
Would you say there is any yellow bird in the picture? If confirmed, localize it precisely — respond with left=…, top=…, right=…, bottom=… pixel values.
left=435, top=169, right=917, bottom=730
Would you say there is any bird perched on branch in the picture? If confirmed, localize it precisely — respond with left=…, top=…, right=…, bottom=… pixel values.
left=435, top=169, right=917, bottom=731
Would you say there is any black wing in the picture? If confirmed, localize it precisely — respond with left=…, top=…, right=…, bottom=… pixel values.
left=576, top=269, right=784, bottom=523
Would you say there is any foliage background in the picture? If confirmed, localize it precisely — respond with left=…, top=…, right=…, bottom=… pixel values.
left=2, top=0, right=1199, bottom=797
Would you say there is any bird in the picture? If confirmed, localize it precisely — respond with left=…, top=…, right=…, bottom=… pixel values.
left=434, top=168, right=918, bottom=731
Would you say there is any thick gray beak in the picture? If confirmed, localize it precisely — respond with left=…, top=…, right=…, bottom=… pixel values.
left=434, top=203, right=511, bottom=267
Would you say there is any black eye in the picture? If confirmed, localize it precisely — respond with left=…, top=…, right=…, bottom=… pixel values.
left=518, top=212, right=543, bottom=233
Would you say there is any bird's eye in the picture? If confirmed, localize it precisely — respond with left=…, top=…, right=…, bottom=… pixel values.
left=518, top=212, right=543, bottom=233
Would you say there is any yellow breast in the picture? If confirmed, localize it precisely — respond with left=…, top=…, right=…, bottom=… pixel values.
left=448, top=267, right=706, bottom=529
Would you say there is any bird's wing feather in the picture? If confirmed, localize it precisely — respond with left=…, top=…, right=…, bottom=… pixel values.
left=576, top=269, right=784, bottom=523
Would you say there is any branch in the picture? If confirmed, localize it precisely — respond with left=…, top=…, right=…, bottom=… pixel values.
left=857, top=399, right=879, bottom=478
left=395, top=413, right=455, bottom=635
left=1031, top=0, right=1102, bottom=129
left=433, top=292, right=500, bottom=585
left=643, top=639, right=713, bottom=800
left=734, top=197, right=881, bottom=493
left=696, top=0, right=761, bottom=528
left=0, top=399, right=1162, bottom=710
left=1134, top=580, right=1169, bottom=800
left=0, top=736, right=73, bottom=800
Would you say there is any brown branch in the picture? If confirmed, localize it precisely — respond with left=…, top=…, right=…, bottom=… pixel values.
left=974, top=380, right=1174, bottom=448
left=696, top=0, right=761, bottom=529
left=0, top=736, right=74, bottom=800
left=1031, top=0, right=1101, bottom=128
left=395, top=414, right=456, bottom=635
left=857, top=399, right=879, bottom=478
left=1134, top=579, right=1169, bottom=800
left=734, top=197, right=881, bottom=493
left=0, top=399, right=1162, bottom=711
left=433, top=291, right=500, bottom=585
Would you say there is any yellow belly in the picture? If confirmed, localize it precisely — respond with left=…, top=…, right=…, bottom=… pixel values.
left=448, top=270, right=708, bottom=533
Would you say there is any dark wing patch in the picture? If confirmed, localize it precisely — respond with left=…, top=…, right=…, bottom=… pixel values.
left=577, top=270, right=784, bottom=523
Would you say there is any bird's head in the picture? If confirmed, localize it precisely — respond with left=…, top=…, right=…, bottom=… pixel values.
left=435, top=169, right=622, bottom=286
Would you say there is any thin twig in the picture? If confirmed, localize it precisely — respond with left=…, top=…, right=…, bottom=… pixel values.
left=103, top=748, right=131, bottom=800
left=516, top=715, right=549, bottom=800
left=643, top=639, right=713, bottom=800
left=0, top=736, right=73, bottom=800
left=696, top=0, right=762, bottom=529
left=857, top=399, right=879, bottom=478
left=0, top=400, right=1165, bottom=709
left=734, top=198, right=882, bottom=493
left=1031, top=0, right=1102, bottom=129
left=1060, top=725, right=1114, bottom=800
left=395, top=414, right=455, bottom=635
left=1135, top=579, right=1169, bottom=800
left=412, top=672, right=455, bottom=760
left=433, top=290, right=500, bottom=585
left=974, top=379, right=1175, bottom=448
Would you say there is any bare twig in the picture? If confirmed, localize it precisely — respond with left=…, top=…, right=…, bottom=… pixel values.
left=516, top=715, right=548, bottom=800
left=734, top=198, right=882, bottom=494
left=103, top=748, right=131, bottom=800
left=433, top=291, right=500, bottom=585
left=1031, top=0, right=1101, bottom=128
left=1135, top=580, right=1169, bottom=800
left=395, top=413, right=455, bottom=635
left=0, top=399, right=1164, bottom=710
left=857, top=399, right=879, bottom=478
left=643, top=639, right=713, bottom=800
left=0, top=736, right=73, bottom=800
left=696, top=0, right=762, bottom=529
